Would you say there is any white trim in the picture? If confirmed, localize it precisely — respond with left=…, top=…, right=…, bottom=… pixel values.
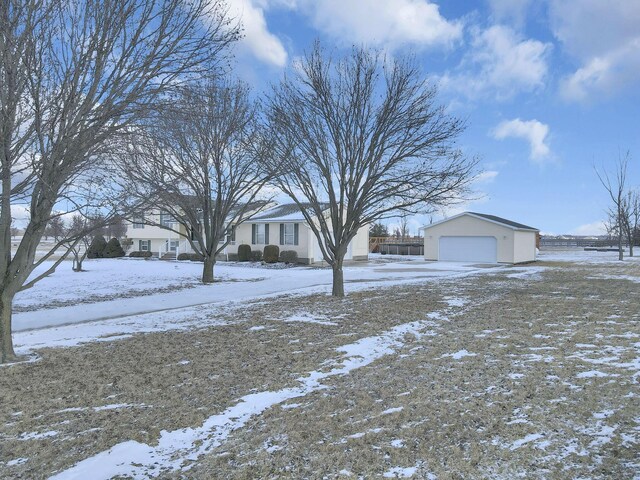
left=421, top=212, right=538, bottom=232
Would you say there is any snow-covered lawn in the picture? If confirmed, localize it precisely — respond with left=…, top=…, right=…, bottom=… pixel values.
left=1, top=249, right=639, bottom=479
left=13, top=256, right=492, bottom=332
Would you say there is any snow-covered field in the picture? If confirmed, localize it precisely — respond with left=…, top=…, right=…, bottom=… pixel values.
left=1, top=249, right=639, bottom=479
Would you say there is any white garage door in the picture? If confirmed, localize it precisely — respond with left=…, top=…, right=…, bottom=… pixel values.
left=439, top=236, right=497, bottom=263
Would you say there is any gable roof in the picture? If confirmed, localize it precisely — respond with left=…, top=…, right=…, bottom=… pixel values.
left=251, top=202, right=331, bottom=222
left=422, top=212, right=539, bottom=232
left=466, top=212, right=538, bottom=231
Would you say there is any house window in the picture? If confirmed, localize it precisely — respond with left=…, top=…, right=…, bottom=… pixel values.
left=166, top=239, right=179, bottom=252
left=139, top=240, right=150, bottom=251
left=280, top=223, right=298, bottom=245
left=252, top=224, right=269, bottom=244
left=133, top=216, right=145, bottom=229
left=160, top=211, right=176, bottom=228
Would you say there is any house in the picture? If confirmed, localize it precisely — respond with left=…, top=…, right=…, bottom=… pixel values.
left=224, top=203, right=370, bottom=264
left=422, top=212, right=538, bottom=264
left=125, top=210, right=189, bottom=259
left=124, top=202, right=370, bottom=264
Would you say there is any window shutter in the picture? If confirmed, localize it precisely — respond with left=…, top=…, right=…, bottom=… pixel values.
left=294, top=223, right=299, bottom=245
left=280, top=224, right=284, bottom=245
left=251, top=224, right=256, bottom=244
left=231, top=225, right=236, bottom=242
left=265, top=224, right=270, bottom=244
left=138, top=240, right=142, bottom=250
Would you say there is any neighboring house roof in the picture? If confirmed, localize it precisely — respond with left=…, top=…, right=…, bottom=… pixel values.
left=251, top=202, right=331, bottom=223
left=422, top=212, right=539, bottom=232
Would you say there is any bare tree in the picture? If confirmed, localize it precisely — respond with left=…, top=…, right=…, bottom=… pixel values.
left=595, top=152, right=631, bottom=261
left=622, top=190, right=639, bottom=257
left=399, top=214, right=410, bottom=241
left=65, top=215, right=91, bottom=272
left=265, top=43, right=477, bottom=296
left=121, top=77, right=273, bottom=283
left=0, top=0, right=238, bottom=362
left=64, top=211, right=121, bottom=272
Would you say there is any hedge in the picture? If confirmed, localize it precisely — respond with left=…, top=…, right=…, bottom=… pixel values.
left=238, top=244, right=251, bottom=262
left=129, top=250, right=153, bottom=258
left=263, top=245, right=279, bottom=263
left=279, top=250, right=298, bottom=264
left=177, top=253, right=204, bottom=262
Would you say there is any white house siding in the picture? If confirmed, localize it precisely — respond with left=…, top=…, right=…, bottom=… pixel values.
left=424, top=215, right=515, bottom=263
left=125, top=216, right=189, bottom=257
left=513, top=230, right=537, bottom=263
left=225, top=221, right=313, bottom=263
left=228, top=220, right=369, bottom=264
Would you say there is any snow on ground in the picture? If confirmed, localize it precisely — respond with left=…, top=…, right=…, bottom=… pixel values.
left=283, top=313, right=338, bottom=326
left=382, top=466, right=418, bottom=478
left=12, top=305, right=230, bottom=358
left=10, top=248, right=620, bottom=356
left=537, top=248, right=640, bottom=264
left=13, top=257, right=494, bottom=332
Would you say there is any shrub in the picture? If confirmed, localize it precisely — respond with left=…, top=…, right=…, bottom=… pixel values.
left=238, top=244, right=251, bottom=262
left=129, top=250, right=153, bottom=258
left=177, top=252, right=204, bottom=262
left=103, top=238, right=126, bottom=258
left=250, top=249, right=262, bottom=261
left=263, top=245, right=280, bottom=263
left=87, top=235, right=107, bottom=259
left=279, top=250, right=298, bottom=264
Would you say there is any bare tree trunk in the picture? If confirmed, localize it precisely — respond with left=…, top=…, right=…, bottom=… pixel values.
left=73, top=254, right=83, bottom=272
left=202, top=256, right=216, bottom=283
left=0, top=293, right=17, bottom=363
left=331, top=257, right=345, bottom=297
left=618, top=218, right=624, bottom=261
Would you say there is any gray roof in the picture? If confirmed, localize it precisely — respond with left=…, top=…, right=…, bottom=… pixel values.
left=251, top=202, right=331, bottom=221
left=467, top=212, right=538, bottom=231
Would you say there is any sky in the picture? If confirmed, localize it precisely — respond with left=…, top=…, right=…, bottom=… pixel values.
left=223, top=0, right=640, bottom=235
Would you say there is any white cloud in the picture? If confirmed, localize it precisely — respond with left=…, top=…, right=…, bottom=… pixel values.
left=559, top=39, right=640, bottom=102
left=439, top=25, right=551, bottom=100
left=492, top=118, right=551, bottom=162
left=487, top=0, right=533, bottom=28
left=297, top=0, right=463, bottom=50
left=474, top=170, right=499, bottom=184
left=571, top=221, right=607, bottom=236
left=549, top=0, right=640, bottom=102
left=226, top=0, right=288, bottom=67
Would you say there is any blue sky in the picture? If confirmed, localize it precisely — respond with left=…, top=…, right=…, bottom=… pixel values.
left=225, top=0, right=640, bottom=235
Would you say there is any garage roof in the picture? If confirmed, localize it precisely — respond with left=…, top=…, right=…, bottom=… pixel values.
left=423, top=212, right=539, bottom=232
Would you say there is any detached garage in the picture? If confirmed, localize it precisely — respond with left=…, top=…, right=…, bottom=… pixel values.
left=423, top=212, right=539, bottom=264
